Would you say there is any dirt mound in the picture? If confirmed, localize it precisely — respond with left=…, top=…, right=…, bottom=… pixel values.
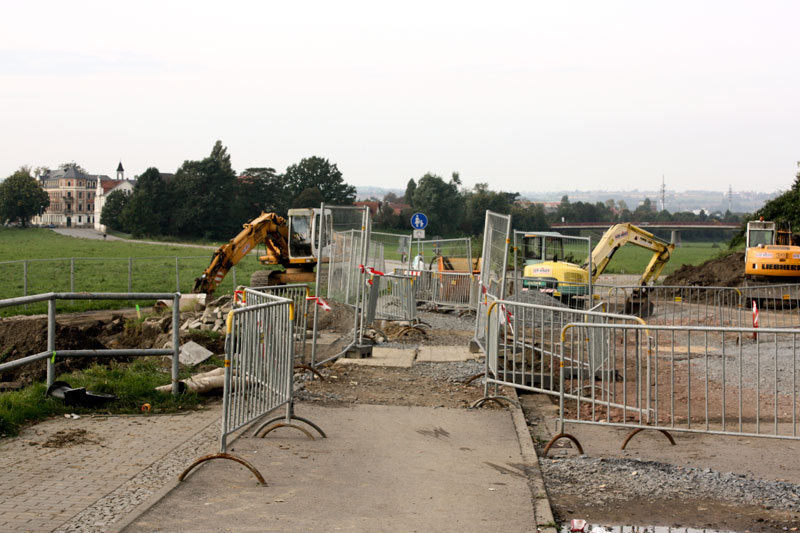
left=0, top=315, right=125, bottom=385
left=663, top=251, right=745, bottom=287
left=313, top=300, right=359, bottom=333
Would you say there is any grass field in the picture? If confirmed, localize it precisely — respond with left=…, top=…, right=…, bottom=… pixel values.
left=0, top=228, right=270, bottom=315
left=599, top=241, right=728, bottom=276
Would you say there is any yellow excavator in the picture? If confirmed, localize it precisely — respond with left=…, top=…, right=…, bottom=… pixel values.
left=744, top=219, right=800, bottom=280
left=192, top=208, right=330, bottom=294
left=522, top=223, right=674, bottom=313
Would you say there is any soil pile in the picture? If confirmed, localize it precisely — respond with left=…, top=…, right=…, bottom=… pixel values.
left=663, top=251, right=745, bottom=287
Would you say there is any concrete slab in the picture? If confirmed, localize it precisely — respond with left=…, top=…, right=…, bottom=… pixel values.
left=315, top=332, right=342, bottom=346
left=175, top=340, right=214, bottom=366
left=417, top=345, right=479, bottom=362
left=334, top=346, right=416, bottom=368
left=121, top=404, right=538, bottom=532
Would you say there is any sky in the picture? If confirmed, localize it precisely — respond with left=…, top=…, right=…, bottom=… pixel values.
left=1, top=1, right=799, bottom=194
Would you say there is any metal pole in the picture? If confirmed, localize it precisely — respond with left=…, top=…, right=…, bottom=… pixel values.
left=128, top=258, right=133, bottom=292
left=23, top=260, right=28, bottom=298
left=587, top=236, right=593, bottom=309
left=175, top=257, right=180, bottom=292
left=172, top=293, right=181, bottom=396
left=46, top=298, right=56, bottom=387
left=70, top=258, right=75, bottom=292
left=232, top=265, right=237, bottom=289
left=310, top=202, right=326, bottom=369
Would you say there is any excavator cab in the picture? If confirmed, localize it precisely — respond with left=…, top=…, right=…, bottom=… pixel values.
left=288, top=210, right=313, bottom=260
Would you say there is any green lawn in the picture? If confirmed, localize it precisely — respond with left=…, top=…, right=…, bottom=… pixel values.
left=599, top=241, right=728, bottom=277
left=0, top=228, right=270, bottom=315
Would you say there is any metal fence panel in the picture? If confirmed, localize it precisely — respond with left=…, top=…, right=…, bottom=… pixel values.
left=473, top=211, right=511, bottom=352
left=245, top=285, right=309, bottom=362
left=221, top=294, right=294, bottom=451
left=483, top=298, right=643, bottom=397
left=367, top=274, right=417, bottom=322
left=432, top=271, right=476, bottom=309
left=558, top=322, right=800, bottom=441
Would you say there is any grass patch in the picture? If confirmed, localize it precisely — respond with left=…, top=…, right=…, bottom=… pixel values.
left=0, top=227, right=274, bottom=316
left=0, top=357, right=220, bottom=437
left=600, top=241, right=728, bottom=277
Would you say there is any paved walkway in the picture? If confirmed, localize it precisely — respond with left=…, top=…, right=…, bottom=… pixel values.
left=120, top=404, right=544, bottom=532
left=0, top=407, right=220, bottom=532
left=51, top=228, right=216, bottom=250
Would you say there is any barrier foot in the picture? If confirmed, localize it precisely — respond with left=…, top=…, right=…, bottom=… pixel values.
left=252, top=415, right=326, bottom=440
left=542, top=433, right=584, bottom=457
left=470, top=395, right=520, bottom=409
left=620, top=427, right=676, bottom=450
left=178, top=453, right=266, bottom=485
left=464, top=372, right=485, bottom=386
left=294, top=364, right=325, bottom=380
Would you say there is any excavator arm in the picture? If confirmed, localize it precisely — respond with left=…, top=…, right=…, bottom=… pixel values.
left=583, top=223, right=675, bottom=285
left=192, top=212, right=290, bottom=294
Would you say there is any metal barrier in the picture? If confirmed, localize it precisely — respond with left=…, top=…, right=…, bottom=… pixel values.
left=179, top=291, right=325, bottom=485
left=245, top=285, right=309, bottom=361
left=310, top=204, right=374, bottom=367
left=473, top=211, right=511, bottom=352
left=0, top=292, right=182, bottom=395
left=475, top=297, right=644, bottom=408
left=366, top=273, right=417, bottom=323
left=547, top=322, right=800, bottom=453
left=597, top=283, right=800, bottom=329
left=432, top=271, right=476, bottom=310
left=0, top=255, right=261, bottom=310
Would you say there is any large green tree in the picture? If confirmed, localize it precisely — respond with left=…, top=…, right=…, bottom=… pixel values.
left=120, top=167, right=168, bottom=237
left=100, top=190, right=130, bottom=232
left=283, top=157, right=355, bottom=208
left=462, top=183, right=515, bottom=234
left=411, top=173, right=463, bottom=235
left=169, top=141, right=239, bottom=239
left=0, top=168, right=49, bottom=227
left=237, top=167, right=284, bottom=217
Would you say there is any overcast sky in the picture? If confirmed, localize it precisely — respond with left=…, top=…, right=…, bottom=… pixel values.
left=2, top=1, right=799, bottom=194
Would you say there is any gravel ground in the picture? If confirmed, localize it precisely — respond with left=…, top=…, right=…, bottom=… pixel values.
left=541, top=455, right=800, bottom=512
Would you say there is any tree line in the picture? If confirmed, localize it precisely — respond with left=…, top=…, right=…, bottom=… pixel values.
left=371, top=173, right=741, bottom=241
left=101, top=142, right=357, bottom=240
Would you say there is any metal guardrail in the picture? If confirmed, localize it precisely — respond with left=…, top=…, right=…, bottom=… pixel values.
left=0, top=292, right=182, bottom=395
left=179, top=290, right=325, bottom=485
left=476, top=297, right=644, bottom=408
left=549, top=322, right=800, bottom=454
left=0, top=256, right=256, bottom=305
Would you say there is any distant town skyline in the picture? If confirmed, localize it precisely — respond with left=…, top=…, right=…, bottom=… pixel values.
left=2, top=1, right=799, bottom=193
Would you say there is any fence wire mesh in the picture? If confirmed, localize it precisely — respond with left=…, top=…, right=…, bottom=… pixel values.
left=473, top=211, right=511, bottom=351
left=244, top=285, right=309, bottom=362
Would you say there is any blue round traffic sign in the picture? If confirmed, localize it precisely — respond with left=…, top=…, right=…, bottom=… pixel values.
left=411, top=212, right=428, bottom=230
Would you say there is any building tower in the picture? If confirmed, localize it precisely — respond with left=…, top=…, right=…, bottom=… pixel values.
left=660, top=175, right=666, bottom=212
left=116, top=162, right=124, bottom=180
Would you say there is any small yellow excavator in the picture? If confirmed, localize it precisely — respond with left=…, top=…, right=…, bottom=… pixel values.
left=192, top=208, right=330, bottom=294
left=744, top=219, right=800, bottom=280
left=522, top=223, right=674, bottom=314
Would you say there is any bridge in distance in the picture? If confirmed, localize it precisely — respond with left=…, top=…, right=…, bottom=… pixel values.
left=549, top=221, right=741, bottom=244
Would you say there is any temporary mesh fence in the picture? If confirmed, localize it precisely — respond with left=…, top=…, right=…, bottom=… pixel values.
left=310, top=205, right=372, bottom=367
left=473, top=211, right=511, bottom=352
left=365, top=273, right=417, bottom=323
left=371, top=231, right=412, bottom=270
left=407, top=237, right=473, bottom=272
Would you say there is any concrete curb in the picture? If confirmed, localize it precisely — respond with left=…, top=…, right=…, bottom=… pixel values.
left=508, top=388, right=558, bottom=533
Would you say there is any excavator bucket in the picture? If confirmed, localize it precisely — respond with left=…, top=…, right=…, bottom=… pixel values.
left=624, top=288, right=655, bottom=318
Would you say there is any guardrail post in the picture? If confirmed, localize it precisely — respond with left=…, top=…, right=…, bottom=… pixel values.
left=175, top=257, right=180, bottom=292
left=70, top=258, right=75, bottom=292
left=128, top=258, right=133, bottom=292
left=172, top=293, right=181, bottom=396
left=47, top=298, right=56, bottom=387
left=23, top=260, right=28, bottom=310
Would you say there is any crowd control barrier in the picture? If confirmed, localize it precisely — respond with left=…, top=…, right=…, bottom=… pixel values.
left=180, top=291, right=325, bottom=485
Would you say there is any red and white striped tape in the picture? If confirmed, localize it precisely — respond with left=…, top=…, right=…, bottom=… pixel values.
left=306, top=296, right=332, bottom=311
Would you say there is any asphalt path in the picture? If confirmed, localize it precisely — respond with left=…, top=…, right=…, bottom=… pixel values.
left=51, top=227, right=217, bottom=250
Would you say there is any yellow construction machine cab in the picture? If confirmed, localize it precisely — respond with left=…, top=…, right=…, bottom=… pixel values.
left=745, top=219, right=800, bottom=278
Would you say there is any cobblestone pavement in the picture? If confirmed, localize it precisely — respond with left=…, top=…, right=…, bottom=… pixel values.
left=0, top=405, right=221, bottom=532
